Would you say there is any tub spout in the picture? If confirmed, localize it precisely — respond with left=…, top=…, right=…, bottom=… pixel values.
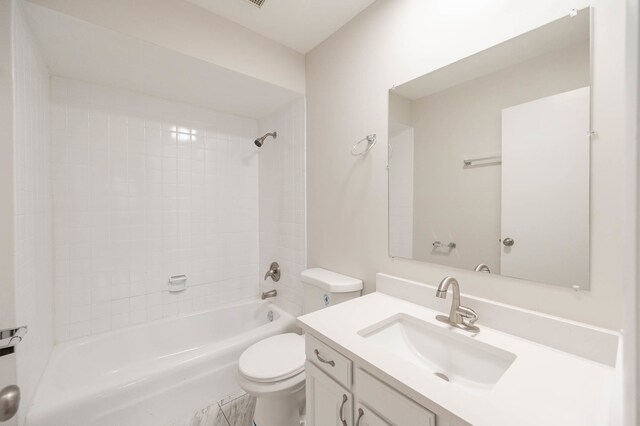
left=261, top=289, right=277, bottom=300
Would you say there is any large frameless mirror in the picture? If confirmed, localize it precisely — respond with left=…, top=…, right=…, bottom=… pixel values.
left=388, top=8, right=592, bottom=289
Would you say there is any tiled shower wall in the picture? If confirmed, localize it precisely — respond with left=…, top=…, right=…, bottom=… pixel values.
left=258, top=99, right=306, bottom=316
left=51, top=77, right=260, bottom=341
left=12, top=1, right=53, bottom=416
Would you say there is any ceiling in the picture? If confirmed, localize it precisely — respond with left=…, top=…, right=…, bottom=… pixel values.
left=184, top=0, right=378, bottom=53
left=23, top=2, right=301, bottom=119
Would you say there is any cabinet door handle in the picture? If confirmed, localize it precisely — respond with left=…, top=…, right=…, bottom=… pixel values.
left=339, top=394, right=348, bottom=426
left=356, top=408, right=364, bottom=426
left=314, top=349, right=335, bottom=367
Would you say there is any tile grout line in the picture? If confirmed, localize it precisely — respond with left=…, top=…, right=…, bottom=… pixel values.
left=218, top=401, right=231, bottom=426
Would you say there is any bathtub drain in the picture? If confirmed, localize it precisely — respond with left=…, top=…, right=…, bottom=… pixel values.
left=267, top=311, right=274, bottom=322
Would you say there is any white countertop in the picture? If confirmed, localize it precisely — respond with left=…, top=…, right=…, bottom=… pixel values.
left=297, top=292, right=616, bottom=426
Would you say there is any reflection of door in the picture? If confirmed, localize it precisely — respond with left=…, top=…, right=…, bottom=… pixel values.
left=501, top=87, right=590, bottom=288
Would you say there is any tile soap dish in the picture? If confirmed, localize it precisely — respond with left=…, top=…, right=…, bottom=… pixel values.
left=168, top=275, right=187, bottom=292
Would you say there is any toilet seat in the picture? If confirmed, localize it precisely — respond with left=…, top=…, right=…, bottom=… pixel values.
left=239, top=333, right=305, bottom=383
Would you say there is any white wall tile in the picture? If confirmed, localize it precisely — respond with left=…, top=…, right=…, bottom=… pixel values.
left=258, top=98, right=307, bottom=317
left=51, top=77, right=260, bottom=341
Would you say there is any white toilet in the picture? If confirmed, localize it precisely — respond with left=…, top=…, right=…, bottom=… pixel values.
left=237, top=268, right=363, bottom=426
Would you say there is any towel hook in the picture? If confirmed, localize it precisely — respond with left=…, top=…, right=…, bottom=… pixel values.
left=351, top=134, right=377, bottom=156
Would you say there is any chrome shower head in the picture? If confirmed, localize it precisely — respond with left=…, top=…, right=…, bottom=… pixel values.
left=254, top=131, right=277, bottom=147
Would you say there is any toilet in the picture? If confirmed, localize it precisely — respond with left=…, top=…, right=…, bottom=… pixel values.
left=237, top=268, right=363, bottom=426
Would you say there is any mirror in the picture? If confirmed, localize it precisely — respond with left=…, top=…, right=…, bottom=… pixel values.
left=388, top=9, right=591, bottom=289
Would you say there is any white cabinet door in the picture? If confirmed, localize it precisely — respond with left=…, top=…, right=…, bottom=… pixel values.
left=501, top=87, right=590, bottom=288
left=306, top=361, right=353, bottom=426
left=354, top=403, right=390, bottom=426
left=355, top=369, right=435, bottom=426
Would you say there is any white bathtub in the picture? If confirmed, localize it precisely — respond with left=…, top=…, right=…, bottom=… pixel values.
left=27, top=299, right=297, bottom=426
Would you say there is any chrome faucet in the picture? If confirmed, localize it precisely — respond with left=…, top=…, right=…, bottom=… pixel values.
left=474, top=263, right=490, bottom=273
left=261, top=289, right=277, bottom=300
left=435, top=277, right=479, bottom=332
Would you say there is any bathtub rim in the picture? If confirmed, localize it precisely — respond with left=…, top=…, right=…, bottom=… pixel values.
left=53, top=296, right=293, bottom=349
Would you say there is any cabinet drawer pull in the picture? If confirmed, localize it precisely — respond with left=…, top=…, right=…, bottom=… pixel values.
left=356, top=408, right=364, bottom=426
left=339, top=394, right=348, bottom=426
left=314, top=349, right=335, bottom=367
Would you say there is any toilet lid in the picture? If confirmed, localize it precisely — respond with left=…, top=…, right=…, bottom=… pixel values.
left=239, top=333, right=305, bottom=383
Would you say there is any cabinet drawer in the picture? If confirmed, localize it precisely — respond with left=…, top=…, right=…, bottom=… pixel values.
left=355, top=369, right=435, bottom=426
left=306, top=334, right=352, bottom=389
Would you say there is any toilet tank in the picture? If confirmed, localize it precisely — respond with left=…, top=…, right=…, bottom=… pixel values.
left=301, top=268, right=363, bottom=314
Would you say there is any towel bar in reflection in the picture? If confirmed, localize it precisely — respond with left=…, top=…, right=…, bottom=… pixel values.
left=433, top=241, right=456, bottom=249
left=463, top=153, right=502, bottom=166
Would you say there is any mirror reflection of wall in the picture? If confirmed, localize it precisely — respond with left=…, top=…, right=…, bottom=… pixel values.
left=388, top=9, right=591, bottom=289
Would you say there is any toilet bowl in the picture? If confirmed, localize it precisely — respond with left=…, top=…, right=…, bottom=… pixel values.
left=237, top=268, right=363, bottom=426
left=237, top=333, right=306, bottom=426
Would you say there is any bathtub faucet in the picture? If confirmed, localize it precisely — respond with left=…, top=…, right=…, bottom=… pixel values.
left=261, top=289, right=277, bottom=300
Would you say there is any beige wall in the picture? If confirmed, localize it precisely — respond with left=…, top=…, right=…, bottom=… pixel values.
left=625, top=0, right=639, bottom=423
left=25, top=0, right=306, bottom=94
left=410, top=41, right=589, bottom=271
left=306, top=0, right=629, bottom=330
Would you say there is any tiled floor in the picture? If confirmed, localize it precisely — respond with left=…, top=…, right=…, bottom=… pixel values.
left=170, top=391, right=256, bottom=426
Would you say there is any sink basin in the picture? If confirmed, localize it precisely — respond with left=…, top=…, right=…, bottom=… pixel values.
left=358, top=314, right=516, bottom=390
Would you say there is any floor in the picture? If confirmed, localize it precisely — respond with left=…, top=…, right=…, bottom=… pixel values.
left=170, top=391, right=256, bottom=426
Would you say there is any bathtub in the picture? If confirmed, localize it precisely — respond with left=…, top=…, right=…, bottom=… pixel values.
left=27, top=299, right=297, bottom=426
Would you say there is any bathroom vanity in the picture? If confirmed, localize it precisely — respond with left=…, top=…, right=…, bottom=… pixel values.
left=297, top=274, right=619, bottom=426
left=303, top=333, right=447, bottom=426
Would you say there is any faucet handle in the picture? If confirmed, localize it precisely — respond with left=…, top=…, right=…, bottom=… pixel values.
left=264, top=262, right=281, bottom=282
left=457, top=306, right=479, bottom=328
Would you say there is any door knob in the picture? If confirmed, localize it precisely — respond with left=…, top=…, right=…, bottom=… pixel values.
left=0, top=385, right=20, bottom=422
left=502, top=238, right=514, bottom=247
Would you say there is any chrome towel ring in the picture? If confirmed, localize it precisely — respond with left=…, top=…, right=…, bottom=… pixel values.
left=351, top=134, right=377, bottom=156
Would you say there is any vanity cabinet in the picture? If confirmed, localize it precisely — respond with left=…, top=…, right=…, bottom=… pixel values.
left=305, top=361, right=353, bottom=426
left=305, top=335, right=443, bottom=426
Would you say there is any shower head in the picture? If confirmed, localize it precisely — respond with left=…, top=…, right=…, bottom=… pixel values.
left=254, top=131, right=277, bottom=147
